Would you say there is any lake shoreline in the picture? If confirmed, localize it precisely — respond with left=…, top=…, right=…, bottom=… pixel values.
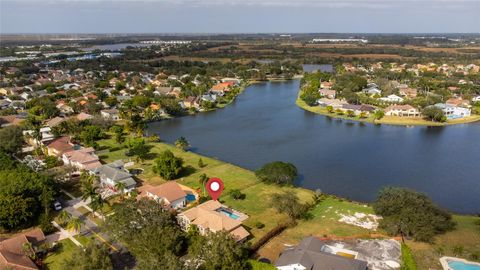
left=296, top=89, right=480, bottom=127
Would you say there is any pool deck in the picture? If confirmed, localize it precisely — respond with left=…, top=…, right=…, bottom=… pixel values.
left=440, top=256, right=480, bottom=270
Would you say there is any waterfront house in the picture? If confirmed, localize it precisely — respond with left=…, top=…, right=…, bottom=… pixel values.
left=90, top=160, right=136, bottom=193
left=275, top=236, right=368, bottom=270
left=210, top=82, right=234, bottom=96
left=433, top=103, right=471, bottom=119
left=318, top=89, right=336, bottom=99
left=0, top=228, right=45, bottom=270
left=177, top=200, right=250, bottom=242
left=379, top=94, right=404, bottom=103
left=317, top=98, right=348, bottom=109
left=341, top=104, right=376, bottom=115
left=446, top=98, right=470, bottom=108
left=140, top=182, right=188, bottom=210
left=384, top=105, right=420, bottom=117
left=182, top=96, right=201, bottom=110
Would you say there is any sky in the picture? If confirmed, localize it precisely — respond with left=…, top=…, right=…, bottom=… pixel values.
left=0, top=0, right=479, bottom=34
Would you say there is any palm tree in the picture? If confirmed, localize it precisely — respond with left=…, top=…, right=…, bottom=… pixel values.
left=175, top=137, right=190, bottom=151
left=67, top=217, right=82, bottom=233
left=58, top=210, right=71, bottom=225
left=90, top=194, right=106, bottom=216
left=198, top=173, right=208, bottom=196
left=80, top=173, right=98, bottom=202
left=115, top=182, right=127, bottom=200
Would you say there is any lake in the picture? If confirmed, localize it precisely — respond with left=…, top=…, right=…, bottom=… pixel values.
left=148, top=80, right=480, bottom=214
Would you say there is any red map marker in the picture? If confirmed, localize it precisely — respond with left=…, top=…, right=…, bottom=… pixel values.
left=206, top=178, right=224, bottom=201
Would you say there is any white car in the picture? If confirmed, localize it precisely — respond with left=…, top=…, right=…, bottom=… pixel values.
left=53, top=201, right=62, bottom=211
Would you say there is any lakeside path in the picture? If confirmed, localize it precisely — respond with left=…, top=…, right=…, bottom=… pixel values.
left=296, top=91, right=480, bottom=127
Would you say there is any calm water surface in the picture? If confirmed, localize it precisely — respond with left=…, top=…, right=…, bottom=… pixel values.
left=148, top=80, right=480, bottom=213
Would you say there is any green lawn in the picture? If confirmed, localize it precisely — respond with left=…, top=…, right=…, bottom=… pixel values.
left=408, top=215, right=480, bottom=269
left=96, top=137, right=369, bottom=243
left=44, top=239, right=77, bottom=270
left=249, top=259, right=277, bottom=270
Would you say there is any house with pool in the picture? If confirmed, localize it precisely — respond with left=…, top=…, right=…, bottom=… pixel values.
left=139, top=181, right=196, bottom=210
left=440, top=257, right=480, bottom=270
left=177, top=200, right=250, bottom=242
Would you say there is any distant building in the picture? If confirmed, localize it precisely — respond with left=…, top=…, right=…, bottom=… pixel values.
left=434, top=103, right=471, bottom=119
left=101, top=109, right=121, bottom=121
left=379, top=94, right=404, bottom=103
left=384, top=105, right=420, bottom=117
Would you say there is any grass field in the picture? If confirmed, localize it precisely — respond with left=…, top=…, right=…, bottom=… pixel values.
left=43, top=236, right=93, bottom=270
left=407, top=215, right=480, bottom=269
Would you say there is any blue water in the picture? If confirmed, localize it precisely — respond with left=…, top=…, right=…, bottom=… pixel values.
left=448, top=261, right=480, bottom=270
left=148, top=80, right=480, bottom=214
left=218, top=209, right=240, bottom=220
left=186, top=194, right=196, bottom=202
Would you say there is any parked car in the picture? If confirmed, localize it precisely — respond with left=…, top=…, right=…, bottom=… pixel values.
left=53, top=201, right=62, bottom=211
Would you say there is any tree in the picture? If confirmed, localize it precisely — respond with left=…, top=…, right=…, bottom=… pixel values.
left=152, top=150, right=183, bottom=180
left=373, top=187, right=455, bottom=242
left=374, top=110, right=385, bottom=120
left=270, top=191, right=308, bottom=220
left=0, top=125, right=24, bottom=154
left=198, top=173, right=208, bottom=196
left=346, top=110, right=355, bottom=117
left=103, top=199, right=185, bottom=269
left=175, top=137, right=190, bottom=151
left=109, top=125, right=124, bottom=144
left=187, top=231, right=250, bottom=270
left=422, top=107, right=447, bottom=122
left=58, top=210, right=71, bottom=226
left=80, top=173, right=99, bottom=202
left=229, top=189, right=245, bottom=200
left=0, top=157, right=55, bottom=231
left=126, top=138, right=150, bottom=163
left=67, top=217, right=82, bottom=233
left=198, top=158, right=205, bottom=168
left=62, top=241, right=113, bottom=270
left=115, top=182, right=127, bottom=200
left=326, top=106, right=334, bottom=113
left=80, top=125, right=104, bottom=148
left=90, top=194, right=107, bottom=215
left=255, top=161, right=298, bottom=185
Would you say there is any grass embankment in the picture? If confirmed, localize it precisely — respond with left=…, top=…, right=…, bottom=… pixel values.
left=296, top=92, right=480, bottom=126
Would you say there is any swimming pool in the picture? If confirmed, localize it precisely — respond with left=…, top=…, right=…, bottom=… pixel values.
left=218, top=208, right=240, bottom=220
left=448, top=261, right=480, bottom=270
left=186, top=194, right=196, bottom=202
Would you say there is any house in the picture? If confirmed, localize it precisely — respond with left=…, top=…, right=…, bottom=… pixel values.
left=0, top=228, right=45, bottom=270
left=90, top=160, right=136, bottom=192
left=434, top=103, right=471, bottom=119
left=221, top=78, right=241, bottom=85
left=182, top=96, right=201, bottom=109
left=45, top=136, right=74, bottom=156
left=384, top=105, right=420, bottom=117
left=275, top=236, right=368, bottom=270
left=341, top=104, right=376, bottom=115
left=317, top=98, right=347, bottom=109
left=0, top=99, right=10, bottom=109
left=140, top=182, right=188, bottom=209
left=0, top=114, right=25, bottom=127
left=210, top=82, right=234, bottom=96
left=76, top=112, right=94, bottom=121
left=62, top=148, right=102, bottom=171
left=46, top=116, right=67, bottom=128
left=56, top=103, right=74, bottom=115
left=398, top=88, right=418, bottom=98
left=446, top=98, right=470, bottom=108
left=379, top=94, right=404, bottom=103
left=100, top=109, right=121, bottom=121
left=177, top=200, right=250, bottom=242
left=318, top=89, right=336, bottom=99
left=362, top=86, right=382, bottom=95
left=320, top=81, right=333, bottom=89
